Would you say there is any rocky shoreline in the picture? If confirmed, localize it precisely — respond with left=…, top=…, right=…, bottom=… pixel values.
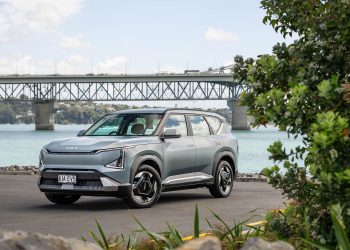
left=0, top=165, right=267, bottom=182
left=0, top=165, right=39, bottom=175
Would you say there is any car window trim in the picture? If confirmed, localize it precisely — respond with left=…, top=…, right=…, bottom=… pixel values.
left=204, top=115, right=222, bottom=135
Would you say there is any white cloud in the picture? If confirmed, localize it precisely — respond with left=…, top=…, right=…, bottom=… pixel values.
left=205, top=27, right=239, bottom=42
left=156, top=65, right=183, bottom=74
left=0, top=55, right=130, bottom=75
left=97, top=56, right=128, bottom=74
left=0, top=0, right=84, bottom=43
left=66, top=54, right=87, bottom=64
left=60, top=34, right=91, bottom=49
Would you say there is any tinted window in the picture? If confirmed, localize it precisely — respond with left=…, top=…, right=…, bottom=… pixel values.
left=189, top=115, right=210, bottom=136
left=205, top=116, right=222, bottom=134
left=164, top=115, right=188, bottom=136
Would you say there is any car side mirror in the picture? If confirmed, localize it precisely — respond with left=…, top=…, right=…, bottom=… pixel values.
left=77, top=130, right=85, bottom=137
left=160, top=129, right=181, bottom=139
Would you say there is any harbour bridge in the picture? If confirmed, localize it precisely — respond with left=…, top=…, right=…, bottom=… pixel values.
left=0, top=72, right=250, bottom=130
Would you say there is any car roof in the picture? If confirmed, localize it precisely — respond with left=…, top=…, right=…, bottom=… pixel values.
left=111, top=108, right=167, bottom=114
left=110, top=108, right=225, bottom=120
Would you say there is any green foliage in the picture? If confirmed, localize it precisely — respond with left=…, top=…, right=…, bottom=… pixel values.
left=194, top=204, right=200, bottom=238
left=233, top=0, right=350, bottom=247
left=86, top=206, right=275, bottom=250
left=0, top=102, right=19, bottom=124
left=330, top=204, right=350, bottom=250
left=0, top=99, right=233, bottom=125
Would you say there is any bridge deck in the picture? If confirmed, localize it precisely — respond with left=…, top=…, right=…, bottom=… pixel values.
left=0, top=74, right=233, bottom=84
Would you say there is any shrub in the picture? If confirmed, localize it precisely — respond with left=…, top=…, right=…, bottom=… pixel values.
left=233, top=0, right=350, bottom=247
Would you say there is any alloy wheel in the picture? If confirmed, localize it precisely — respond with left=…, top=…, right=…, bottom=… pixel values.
left=218, top=165, right=232, bottom=195
left=131, top=171, right=158, bottom=204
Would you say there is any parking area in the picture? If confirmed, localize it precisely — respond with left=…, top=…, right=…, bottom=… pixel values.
left=0, top=175, right=284, bottom=239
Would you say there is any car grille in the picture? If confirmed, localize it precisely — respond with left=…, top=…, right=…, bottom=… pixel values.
left=40, top=177, right=103, bottom=190
left=41, top=178, right=103, bottom=187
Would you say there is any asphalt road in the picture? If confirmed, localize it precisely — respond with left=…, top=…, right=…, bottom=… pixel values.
left=0, top=175, right=284, bottom=239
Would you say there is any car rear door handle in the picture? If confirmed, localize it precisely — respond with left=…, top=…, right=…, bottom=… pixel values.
left=187, top=144, right=195, bottom=148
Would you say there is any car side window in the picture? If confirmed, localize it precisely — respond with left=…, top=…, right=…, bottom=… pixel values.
left=205, top=116, right=222, bottom=134
left=189, top=115, right=211, bottom=136
left=164, top=115, right=188, bottom=136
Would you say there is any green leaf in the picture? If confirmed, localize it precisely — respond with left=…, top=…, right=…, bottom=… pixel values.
left=95, top=219, right=109, bottom=249
left=300, top=238, right=331, bottom=250
left=194, top=204, right=200, bottom=238
left=330, top=204, right=350, bottom=250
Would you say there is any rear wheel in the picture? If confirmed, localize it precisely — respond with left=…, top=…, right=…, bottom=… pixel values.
left=44, top=193, right=81, bottom=205
left=124, top=164, right=161, bottom=208
left=209, top=160, right=234, bottom=198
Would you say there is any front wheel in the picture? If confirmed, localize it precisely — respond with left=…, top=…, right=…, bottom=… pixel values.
left=124, top=164, right=161, bottom=208
left=44, top=193, right=81, bottom=205
left=209, top=160, right=234, bottom=198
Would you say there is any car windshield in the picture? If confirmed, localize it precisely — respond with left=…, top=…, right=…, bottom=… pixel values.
left=84, top=113, right=163, bottom=136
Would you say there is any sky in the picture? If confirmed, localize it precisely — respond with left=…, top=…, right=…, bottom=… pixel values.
left=0, top=0, right=294, bottom=108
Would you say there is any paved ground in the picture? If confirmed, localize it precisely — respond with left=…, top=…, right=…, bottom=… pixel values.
left=0, top=175, right=284, bottom=239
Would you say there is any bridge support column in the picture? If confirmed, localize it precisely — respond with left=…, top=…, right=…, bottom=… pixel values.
left=227, top=99, right=250, bottom=130
left=33, top=101, right=56, bottom=130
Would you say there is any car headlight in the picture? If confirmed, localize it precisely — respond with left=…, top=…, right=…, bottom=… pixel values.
left=105, top=149, right=125, bottom=169
left=105, top=146, right=135, bottom=169
left=102, top=146, right=135, bottom=169
left=39, top=148, right=46, bottom=168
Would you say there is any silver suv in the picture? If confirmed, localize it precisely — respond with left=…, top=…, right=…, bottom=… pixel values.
left=38, top=108, right=238, bottom=208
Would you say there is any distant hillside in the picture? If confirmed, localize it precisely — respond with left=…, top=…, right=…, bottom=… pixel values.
left=0, top=101, right=232, bottom=124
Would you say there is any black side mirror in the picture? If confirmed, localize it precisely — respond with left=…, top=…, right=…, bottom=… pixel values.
left=77, top=130, right=85, bottom=137
left=160, top=129, right=181, bottom=139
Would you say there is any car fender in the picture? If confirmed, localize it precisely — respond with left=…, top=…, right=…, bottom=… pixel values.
left=211, top=149, right=236, bottom=177
left=129, top=154, right=164, bottom=182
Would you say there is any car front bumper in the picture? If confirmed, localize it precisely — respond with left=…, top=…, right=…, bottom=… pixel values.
left=38, top=169, right=131, bottom=197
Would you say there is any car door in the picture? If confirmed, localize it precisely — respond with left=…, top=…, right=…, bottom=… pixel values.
left=161, top=114, right=197, bottom=186
left=188, top=115, right=222, bottom=181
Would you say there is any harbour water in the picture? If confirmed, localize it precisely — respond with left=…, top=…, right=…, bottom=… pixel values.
left=0, top=124, right=302, bottom=173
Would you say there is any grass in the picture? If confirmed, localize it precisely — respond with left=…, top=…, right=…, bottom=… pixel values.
left=83, top=205, right=273, bottom=250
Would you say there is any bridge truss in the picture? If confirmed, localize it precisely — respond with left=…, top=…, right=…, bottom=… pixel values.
left=0, top=74, right=248, bottom=102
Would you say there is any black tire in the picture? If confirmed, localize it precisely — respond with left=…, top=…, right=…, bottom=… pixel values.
left=209, top=160, right=234, bottom=198
left=123, top=164, right=161, bottom=208
left=44, top=193, right=81, bottom=205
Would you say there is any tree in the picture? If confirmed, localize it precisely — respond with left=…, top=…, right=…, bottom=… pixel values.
left=0, top=103, right=16, bottom=124
left=234, top=0, right=350, bottom=246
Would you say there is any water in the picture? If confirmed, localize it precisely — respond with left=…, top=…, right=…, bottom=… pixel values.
left=0, top=124, right=302, bottom=173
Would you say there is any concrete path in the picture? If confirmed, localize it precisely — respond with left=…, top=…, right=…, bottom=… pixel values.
left=0, top=175, right=284, bottom=239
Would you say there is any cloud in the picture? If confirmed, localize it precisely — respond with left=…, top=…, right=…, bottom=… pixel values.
left=60, top=34, right=91, bottom=49
left=205, top=27, right=239, bottom=42
left=0, top=55, right=130, bottom=75
left=97, top=56, right=128, bottom=74
left=0, top=0, right=84, bottom=43
left=0, top=55, right=33, bottom=74
left=156, top=65, right=183, bottom=74
left=66, top=54, right=87, bottom=64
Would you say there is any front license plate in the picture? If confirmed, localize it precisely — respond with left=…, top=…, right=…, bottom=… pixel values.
left=58, top=175, right=77, bottom=184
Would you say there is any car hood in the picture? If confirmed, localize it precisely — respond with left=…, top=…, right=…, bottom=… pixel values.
left=45, top=136, right=160, bottom=153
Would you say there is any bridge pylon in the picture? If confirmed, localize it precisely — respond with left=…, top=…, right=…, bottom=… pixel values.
left=227, top=99, right=250, bottom=130
left=33, top=100, right=57, bottom=130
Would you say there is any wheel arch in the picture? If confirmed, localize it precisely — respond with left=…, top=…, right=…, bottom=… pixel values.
left=129, top=154, right=163, bottom=182
left=212, top=150, right=237, bottom=178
